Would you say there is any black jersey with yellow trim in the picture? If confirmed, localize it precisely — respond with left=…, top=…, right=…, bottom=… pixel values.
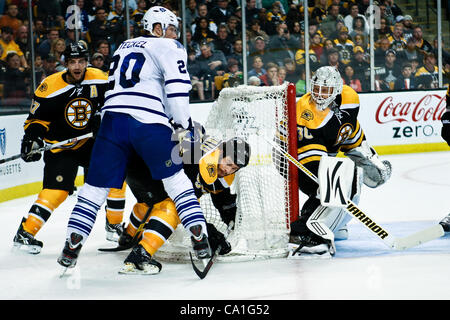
left=296, top=85, right=365, bottom=167
left=24, top=67, right=109, bottom=152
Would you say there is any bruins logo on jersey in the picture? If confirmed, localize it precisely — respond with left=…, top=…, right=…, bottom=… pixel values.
left=335, top=123, right=354, bottom=146
left=206, top=163, right=216, bottom=177
left=301, top=110, right=314, bottom=121
left=65, top=98, right=93, bottom=129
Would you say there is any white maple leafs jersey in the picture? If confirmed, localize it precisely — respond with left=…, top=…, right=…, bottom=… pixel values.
left=103, top=36, right=192, bottom=129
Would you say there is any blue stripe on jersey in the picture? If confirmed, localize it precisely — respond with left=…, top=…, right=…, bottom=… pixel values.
left=105, top=91, right=163, bottom=103
left=165, top=79, right=191, bottom=85
left=101, top=105, right=168, bottom=118
left=167, top=92, right=190, bottom=98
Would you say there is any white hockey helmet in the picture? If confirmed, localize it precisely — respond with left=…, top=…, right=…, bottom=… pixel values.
left=310, top=66, right=343, bottom=110
left=142, top=6, right=179, bottom=37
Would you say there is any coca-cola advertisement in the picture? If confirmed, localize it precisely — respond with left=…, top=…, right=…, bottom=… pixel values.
left=358, top=90, right=447, bottom=150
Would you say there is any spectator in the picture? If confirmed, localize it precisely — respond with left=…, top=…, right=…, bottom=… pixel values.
left=249, top=36, right=272, bottom=66
left=432, top=37, right=450, bottom=72
left=95, top=39, right=111, bottom=68
left=0, top=26, right=27, bottom=69
left=196, top=42, right=227, bottom=78
left=401, top=15, right=414, bottom=42
left=330, top=0, right=349, bottom=17
left=33, top=18, right=47, bottom=49
left=192, top=4, right=217, bottom=35
left=36, top=0, right=64, bottom=28
left=88, top=7, right=114, bottom=49
left=131, top=0, right=148, bottom=36
left=245, top=0, right=261, bottom=25
left=90, top=52, right=107, bottom=72
left=184, top=0, right=199, bottom=31
left=187, top=49, right=205, bottom=101
left=266, top=2, right=286, bottom=33
left=342, top=64, right=362, bottom=92
left=281, top=58, right=299, bottom=83
left=41, top=53, right=58, bottom=77
left=247, top=55, right=266, bottom=79
left=384, top=0, right=403, bottom=18
left=3, top=52, right=29, bottom=105
left=416, top=52, right=440, bottom=89
left=15, top=25, right=30, bottom=61
left=278, top=66, right=288, bottom=84
left=214, top=24, right=233, bottom=57
left=352, top=34, right=368, bottom=52
left=107, top=0, right=126, bottom=51
left=388, top=22, right=406, bottom=52
left=321, top=4, right=344, bottom=39
left=247, top=19, right=269, bottom=44
left=350, top=46, right=370, bottom=90
left=328, top=20, right=346, bottom=41
left=311, top=0, right=328, bottom=24
left=227, top=39, right=243, bottom=69
left=295, top=66, right=306, bottom=95
left=88, top=0, right=110, bottom=17
left=344, top=4, right=369, bottom=35
left=50, top=38, right=67, bottom=71
left=349, top=16, right=368, bottom=41
left=192, top=17, right=217, bottom=44
left=33, top=54, right=45, bottom=85
left=379, top=2, right=395, bottom=25
left=310, top=32, right=323, bottom=59
left=248, top=76, right=261, bottom=86
left=37, top=27, right=60, bottom=58
left=259, top=62, right=281, bottom=86
left=185, top=30, right=201, bottom=57
left=65, top=0, right=89, bottom=38
left=225, top=16, right=240, bottom=42
left=288, top=21, right=302, bottom=44
left=221, top=58, right=243, bottom=88
left=375, top=36, right=391, bottom=66
left=324, top=47, right=344, bottom=75
left=374, top=18, right=392, bottom=42
left=333, top=26, right=354, bottom=65
left=0, top=4, right=22, bottom=35
left=379, top=49, right=402, bottom=90
left=412, top=25, right=433, bottom=54
left=209, top=0, right=234, bottom=26
left=319, top=38, right=335, bottom=65
left=295, top=34, right=320, bottom=72
left=394, top=62, right=417, bottom=90
left=267, top=22, right=297, bottom=66
left=396, top=37, right=425, bottom=67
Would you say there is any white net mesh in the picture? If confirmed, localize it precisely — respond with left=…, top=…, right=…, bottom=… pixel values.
left=155, top=83, right=294, bottom=262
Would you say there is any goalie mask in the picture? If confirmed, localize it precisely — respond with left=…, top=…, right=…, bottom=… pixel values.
left=310, top=66, right=343, bottom=111
left=142, top=6, right=179, bottom=37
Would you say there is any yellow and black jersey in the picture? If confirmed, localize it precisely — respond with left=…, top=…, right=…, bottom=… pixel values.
left=296, top=85, right=365, bottom=165
left=334, top=39, right=355, bottom=64
left=24, top=67, right=109, bottom=152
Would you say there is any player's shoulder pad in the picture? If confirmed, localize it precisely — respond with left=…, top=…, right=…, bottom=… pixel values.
left=34, top=70, right=68, bottom=98
left=198, top=148, right=220, bottom=185
left=340, top=85, right=360, bottom=108
left=84, top=67, right=109, bottom=82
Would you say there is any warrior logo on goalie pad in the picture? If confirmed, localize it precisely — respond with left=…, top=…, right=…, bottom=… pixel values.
left=318, top=156, right=355, bottom=207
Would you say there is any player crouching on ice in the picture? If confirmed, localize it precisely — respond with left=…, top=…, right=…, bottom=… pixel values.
left=117, top=132, right=250, bottom=275
left=288, top=66, right=392, bottom=259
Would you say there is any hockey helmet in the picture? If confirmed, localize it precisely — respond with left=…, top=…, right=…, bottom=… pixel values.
left=64, top=41, right=89, bottom=61
left=142, top=6, right=179, bottom=37
left=221, top=137, right=251, bottom=169
left=310, top=66, right=343, bottom=110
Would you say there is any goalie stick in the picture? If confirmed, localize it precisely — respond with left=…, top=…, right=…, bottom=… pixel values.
left=98, top=206, right=153, bottom=252
left=261, top=134, right=444, bottom=250
left=0, top=132, right=94, bottom=164
left=190, top=221, right=234, bottom=280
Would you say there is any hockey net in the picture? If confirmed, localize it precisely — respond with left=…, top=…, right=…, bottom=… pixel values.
left=155, top=83, right=299, bottom=262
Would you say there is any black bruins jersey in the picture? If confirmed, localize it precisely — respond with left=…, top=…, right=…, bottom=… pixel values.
left=24, top=67, right=109, bottom=152
left=295, top=85, right=365, bottom=195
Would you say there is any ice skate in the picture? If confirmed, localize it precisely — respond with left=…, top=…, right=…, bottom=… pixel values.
left=119, top=244, right=162, bottom=275
left=57, top=232, right=83, bottom=270
left=439, top=214, right=450, bottom=232
left=190, top=225, right=212, bottom=259
left=288, top=232, right=333, bottom=259
left=105, top=217, right=124, bottom=242
left=12, top=218, right=43, bottom=254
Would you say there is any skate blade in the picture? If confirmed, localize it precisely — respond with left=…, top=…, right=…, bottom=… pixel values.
left=105, top=231, right=119, bottom=242
left=118, top=263, right=160, bottom=275
left=287, top=244, right=332, bottom=260
left=12, top=243, right=41, bottom=255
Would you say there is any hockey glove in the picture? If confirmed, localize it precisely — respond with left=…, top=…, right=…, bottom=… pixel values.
left=441, top=111, right=450, bottom=146
left=21, top=134, right=44, bottom=162
left=206, top=223, right=231, bottom=255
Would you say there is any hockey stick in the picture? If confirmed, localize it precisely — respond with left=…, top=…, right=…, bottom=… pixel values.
left=261, top=135, right=444, bottom=250
left=98, top=205, right=153, bottom=252
left=190, top=221, right=234, bottom=279
left=0, top=132, right=94, bottom=164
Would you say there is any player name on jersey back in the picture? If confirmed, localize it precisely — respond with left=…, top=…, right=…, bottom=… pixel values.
left=103, top=36, right=192, bottom=128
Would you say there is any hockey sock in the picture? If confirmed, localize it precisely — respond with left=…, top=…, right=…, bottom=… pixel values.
left=162, top=170, right=207, bottom=237
left=23, top=189, right=68, bottom=235
left=106, top=182, right=127, bottom=224
left=126, top=202, right=152, bottom=237
left=139, top=198, right=180, bottom=256
left=66, top=183, right=109, bottom=244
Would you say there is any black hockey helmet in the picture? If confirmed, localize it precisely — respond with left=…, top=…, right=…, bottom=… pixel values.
left=220, top=137, right=251, bottom=169
left=64, top=41, right=89, bottom=61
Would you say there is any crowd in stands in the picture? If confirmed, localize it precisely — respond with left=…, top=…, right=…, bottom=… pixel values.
left=0, top=0, right=448, bottom=106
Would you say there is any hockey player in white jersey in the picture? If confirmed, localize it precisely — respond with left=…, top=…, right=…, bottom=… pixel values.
left=57, top=6, right=211, bottom=270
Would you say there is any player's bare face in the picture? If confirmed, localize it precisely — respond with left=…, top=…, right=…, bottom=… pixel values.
left=217, top=156, right=240, bottom=178
left=66, top=58, right=87, bottom=83
left=164, top=25, right=178, bottom=39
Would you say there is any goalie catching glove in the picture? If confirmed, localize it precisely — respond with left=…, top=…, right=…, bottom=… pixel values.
left=345, top=141, right=392, bottom=188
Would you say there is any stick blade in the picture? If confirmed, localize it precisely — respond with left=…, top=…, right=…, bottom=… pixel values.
left=394, top=224, right=445, bottom=250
